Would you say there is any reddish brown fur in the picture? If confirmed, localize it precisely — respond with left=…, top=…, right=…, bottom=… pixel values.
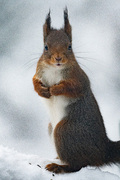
left=33, top=75, right=51, bottom=98
left=50, top=80, right=82, bottom=97
left=33, top=9, right=120, bottom=174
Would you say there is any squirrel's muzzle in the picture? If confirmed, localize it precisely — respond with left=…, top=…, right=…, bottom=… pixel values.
left=55, top=57, right=62, bottom=62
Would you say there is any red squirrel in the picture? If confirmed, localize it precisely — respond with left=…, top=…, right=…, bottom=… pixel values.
left=33, top=8, right=120, bottom=173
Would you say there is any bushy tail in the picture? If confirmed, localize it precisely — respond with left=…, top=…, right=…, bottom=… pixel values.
left=106, top=140, right=120, bottom=164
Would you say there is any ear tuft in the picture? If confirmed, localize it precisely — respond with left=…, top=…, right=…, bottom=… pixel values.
left=46, top=9, right=51, bottom=27
left=64, top=7, right=72, bottom=42
left=43, top=10, right=51, bottom=42
left=64, top=7, right=68, bottom=21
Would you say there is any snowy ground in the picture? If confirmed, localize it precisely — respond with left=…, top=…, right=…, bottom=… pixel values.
left=0, top=0, right=120, bottom=179
left=0, top=145, right=120, bottom=180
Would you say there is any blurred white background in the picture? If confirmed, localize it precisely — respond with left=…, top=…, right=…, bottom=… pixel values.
left=0, top=0, right=120, bottom=164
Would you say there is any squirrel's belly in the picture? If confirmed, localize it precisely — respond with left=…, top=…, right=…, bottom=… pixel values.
left=44, top=96, right=69, bottom=129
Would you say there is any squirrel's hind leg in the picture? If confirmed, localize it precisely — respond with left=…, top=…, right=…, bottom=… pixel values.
left=46, top=119, right=87, bottom=173
left=45, top=163, right=82, bottom=173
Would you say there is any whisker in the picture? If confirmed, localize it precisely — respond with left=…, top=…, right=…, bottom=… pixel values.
left=29, top=53, right=42, bottom=56
left=77, top=61, right=92, bottom=73
left=21, top=57, right=39, bottom=71
left=23, top=57, right=39, bottom=67
left=75, top=56, right=97, bottom=61
left=76, top=56, right=104, bottom=73
left=72, top=42, right=88, bottom=49
left=24, top=61, right=37, bottom=70
left=76, top=56, right=113, bottom=77
left=74, top=52, right=90, bottom=54
left=75, top=56, right=103, bottom=66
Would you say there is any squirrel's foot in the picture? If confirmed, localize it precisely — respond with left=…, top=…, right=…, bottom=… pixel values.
left=46, top=163, right=65, bottom=173
left=45, top=163, right=81, bottom=173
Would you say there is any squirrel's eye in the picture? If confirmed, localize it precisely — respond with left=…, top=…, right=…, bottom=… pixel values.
left=45, top=45, right=48, bottom=51
left=68, top=44, right=72, bottom=50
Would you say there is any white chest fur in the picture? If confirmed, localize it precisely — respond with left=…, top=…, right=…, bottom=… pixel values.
left=41, top=66, right=63, bottom=87
left=41, top=66, right=69, bottom=129
left=45, top=96, right=69, bottom=129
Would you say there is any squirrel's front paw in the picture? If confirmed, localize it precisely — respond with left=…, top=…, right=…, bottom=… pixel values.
left=33, top=77, right=51, bottom=98
left=50, top=84, right=64, bottom=96
left=40, top=86, right=51, bottom=98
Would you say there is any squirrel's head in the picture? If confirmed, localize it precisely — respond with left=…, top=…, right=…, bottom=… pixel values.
left=42, top=8, right=75, bottom=67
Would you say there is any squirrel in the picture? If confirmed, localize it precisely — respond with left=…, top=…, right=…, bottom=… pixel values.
left=33, top=8, right=120, bottom=174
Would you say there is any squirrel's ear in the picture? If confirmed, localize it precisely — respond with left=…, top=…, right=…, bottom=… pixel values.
left=64, top=8, right=72, bottom=42
left=43, top=10, right=51, bottom=42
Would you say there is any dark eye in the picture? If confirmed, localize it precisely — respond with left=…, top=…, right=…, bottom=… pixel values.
left=45, top=45, right=48, bottom=51
left=68, top=44, right=72, bottom=50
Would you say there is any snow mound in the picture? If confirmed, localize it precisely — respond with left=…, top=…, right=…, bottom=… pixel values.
left=0, top=145, right=120, bottom=180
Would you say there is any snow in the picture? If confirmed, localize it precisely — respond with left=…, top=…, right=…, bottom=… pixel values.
left=0, top=0, right=120, bottom=179
left=0, top=145, right=120, bottom=180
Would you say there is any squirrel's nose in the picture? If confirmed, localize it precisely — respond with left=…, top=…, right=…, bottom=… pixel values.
left=55, top=57, right=62, bottom=62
